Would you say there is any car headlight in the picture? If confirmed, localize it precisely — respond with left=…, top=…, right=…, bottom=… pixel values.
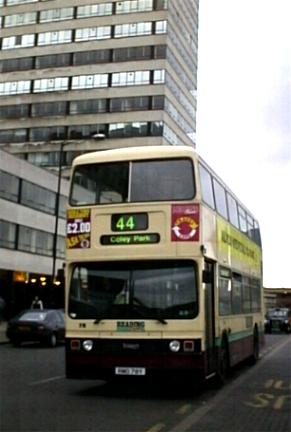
left=82, top=340, right=93, bottom=351
left=169, top=340, right=181, bottom=352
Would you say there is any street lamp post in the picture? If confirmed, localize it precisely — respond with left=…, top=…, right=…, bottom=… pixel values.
left=51, top=142, right=65, bottom=306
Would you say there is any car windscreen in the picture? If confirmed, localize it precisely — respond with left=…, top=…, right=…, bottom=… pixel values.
left=18, top=311, right=48, bottom=321
left=70, top=158, right=195, bottom=205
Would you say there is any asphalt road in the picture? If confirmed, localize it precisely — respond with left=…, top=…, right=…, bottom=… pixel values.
left=0, top=334, right=290, bottom=432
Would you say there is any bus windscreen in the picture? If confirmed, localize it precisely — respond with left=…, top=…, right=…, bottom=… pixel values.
left=68, top=260, right=198, bottom=321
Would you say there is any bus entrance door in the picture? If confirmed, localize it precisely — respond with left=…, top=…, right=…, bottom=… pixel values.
left=203, top=260, right=216, bottom=377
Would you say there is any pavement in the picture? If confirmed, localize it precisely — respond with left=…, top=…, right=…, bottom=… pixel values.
left=0, top=321, right=8, bottom=343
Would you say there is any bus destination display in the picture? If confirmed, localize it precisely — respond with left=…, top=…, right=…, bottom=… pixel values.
left=111, top=213, right=148, bottom=232
left=101, top=233, right=160, bottom=246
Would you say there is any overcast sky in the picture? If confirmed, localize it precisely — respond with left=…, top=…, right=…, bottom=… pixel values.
left=196, top=0, right=291, bottom=288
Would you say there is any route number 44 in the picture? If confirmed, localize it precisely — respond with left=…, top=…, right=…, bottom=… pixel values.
left=116, top=216, right=135, bottom=231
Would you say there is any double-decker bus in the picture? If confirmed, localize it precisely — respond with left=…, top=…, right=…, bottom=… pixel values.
left=65, top=145, right=264, bottom=384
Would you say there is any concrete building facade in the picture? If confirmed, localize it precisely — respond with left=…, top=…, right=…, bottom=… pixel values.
left=0, top=0, right=199, bottom=174
left=0, top=149, right=69, bottom=316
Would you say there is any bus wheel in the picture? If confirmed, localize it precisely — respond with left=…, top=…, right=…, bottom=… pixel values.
left=215, top=335, right=229, bottom=387
left=248, top=326, right=259, bottom=365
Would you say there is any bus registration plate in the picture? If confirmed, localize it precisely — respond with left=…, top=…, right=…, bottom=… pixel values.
left=115, top=367, right=146, bottom=376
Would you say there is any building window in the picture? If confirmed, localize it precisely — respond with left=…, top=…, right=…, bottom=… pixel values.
left=113, top=45, right=152, bottom=61
left=112, top=70, right=150, bottom=86
left=68, top=124, right=103, bottom=140
left=39, top=8, right=74, bottom=23
left=31, top=101, right=67, bottom=117
left=58, top=195, right=68, bottom=219
left=114, top=22, right=152, bottom=38
left=71, top=74, right=108, bottom=90
left=155, top=20, right=167, bottom=34
left=155, top=0, right=168, bottom=10
left=151, top=121, right=163, bottom=136
left=0, top=57, right=33, bottom=73
left=77, top=3, right=113, bottom=18
left=2, top=34, right=35, bottom=50
left=38, top=30, right=72, bottom=46
left=0, top=170, right=20, bottom=202
left=152, top=95, right=164, bottom=109
left=27, top=152, right=63, bottom=168
left=35, top=53, right=71, bottom=69
left=154, top=45, right=167, bottom=58
left=0, top=104, right=29, bottom=119
left=153, top=69, right=165, bottom=83
left=0, top=129, right=27, bottom=143
left=6, top=0, right=38, bottom=5
left=29, top=126, right=66, bottom=142
left=33, top=77, right=69, bottom=93
left=0, top=220, right=17, bottom=250
left=75, top=26, right=111, bottom=42
left=21, top=180, right=56, bottom=215
left=73, top=49, right=110, bottom=65
left=4, top=12, right=37, bottom=28
left=115, top=0, right=153, bottom=14
left=0, top=80, right=31, bottom=96
left=108, top=122, right=148, bottom=138
left=69, top=99, right=107, bottom=115
left=109, top=96, right=150, bottom=112
left=18, top=225, right=54, bottom=257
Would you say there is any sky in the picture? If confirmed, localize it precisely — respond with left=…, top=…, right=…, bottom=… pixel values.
left=195, top=0, right=291, bottom=288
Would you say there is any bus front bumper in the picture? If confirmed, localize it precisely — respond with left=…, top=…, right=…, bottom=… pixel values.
left=65, top=338, right=205, bottom=380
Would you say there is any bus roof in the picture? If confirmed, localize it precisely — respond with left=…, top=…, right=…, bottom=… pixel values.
left=72, top=145, right=197, bottom=166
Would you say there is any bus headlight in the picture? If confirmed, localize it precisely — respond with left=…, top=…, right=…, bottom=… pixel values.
left=169, top=340, right=181, bottom=352
left=83, top=340, right=93, bottom=351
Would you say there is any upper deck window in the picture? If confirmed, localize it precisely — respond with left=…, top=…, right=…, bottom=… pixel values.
left=70, top=158, right=195, bottom=205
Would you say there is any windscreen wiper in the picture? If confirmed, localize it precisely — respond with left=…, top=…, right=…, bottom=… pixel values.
left=132, top=297, right=167, bottom=325
left=94, top=317, right=104, bottom=324
left=154, top=312, right=168, bottom=325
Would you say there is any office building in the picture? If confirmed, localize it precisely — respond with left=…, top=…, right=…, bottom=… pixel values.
left=0, top=0, right=199, bottom=175
left=0, top=149, right=69, bottom=315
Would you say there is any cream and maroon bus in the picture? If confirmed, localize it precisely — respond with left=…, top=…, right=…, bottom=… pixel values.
left=65, top=145, right=264, bottom=384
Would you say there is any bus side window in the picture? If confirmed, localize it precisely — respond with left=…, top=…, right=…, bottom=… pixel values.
left=199, top=164, right=215, bottom=209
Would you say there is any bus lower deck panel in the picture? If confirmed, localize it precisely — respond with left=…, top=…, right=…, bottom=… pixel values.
left=65, top=338, right=206, bottom=380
